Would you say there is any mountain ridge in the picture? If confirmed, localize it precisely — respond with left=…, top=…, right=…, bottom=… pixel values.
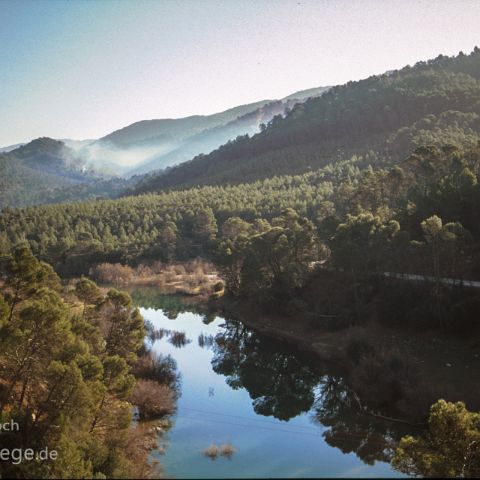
left=130, top=48, right=480, bottom=195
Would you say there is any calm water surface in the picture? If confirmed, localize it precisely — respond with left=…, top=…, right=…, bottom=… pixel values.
left=135, top=292, right=402, bottom=479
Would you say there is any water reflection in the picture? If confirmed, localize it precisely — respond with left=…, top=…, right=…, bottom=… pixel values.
left=198, top=333, right=215, bottom=349
left=135, top=291, right=408, bottom=476
left=211, top=318, right=414, bottom=463
left=145, top=321, right=192, bottom=349
left=211, top=319, right=318, bottom=421
left=129, top=287, right=218, bottom=325
left=168, top=331, right=192, bottom=348
left=313, top=376, right=410, bottom=465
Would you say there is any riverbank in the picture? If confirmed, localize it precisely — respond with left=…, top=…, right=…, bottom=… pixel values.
left=87, top=264, right=480, bottom=424
left=138, top=300, right=399, bottom=478
left=216, top=296, right=480, bottom=422
left=88, top=259, right=223, bottom=299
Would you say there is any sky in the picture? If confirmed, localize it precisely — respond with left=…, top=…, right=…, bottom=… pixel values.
left=1, top=0, right=480, bottom=146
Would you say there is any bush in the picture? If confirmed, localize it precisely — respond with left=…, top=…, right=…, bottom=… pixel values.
left=203, top=444, right=219, bottom=460
left=130, top=379, right=175, bottom=420
left=132, top=351, right=179, bottom=389
left=90, top=263, right=134, bottom=285
left=219, top=443, right=236, bottom=459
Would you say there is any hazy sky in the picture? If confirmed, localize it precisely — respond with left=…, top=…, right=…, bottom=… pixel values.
left=1, top=0, right=480, bottom=146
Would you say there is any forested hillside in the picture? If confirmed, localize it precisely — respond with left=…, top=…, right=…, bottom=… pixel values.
left=2, top=143, right=479, bottom=304
left=129, top=96, right=329, bottom=175
left=132, top=49, right=480, bottom=193
left=0, top=138, right=103, bottom=208
left=0, top=88, right=330, bottom=208
left=85, top=87, right=330, bottom=176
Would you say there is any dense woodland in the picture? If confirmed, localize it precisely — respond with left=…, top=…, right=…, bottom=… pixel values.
left=0, top=246, right=177, bottom=478
left=1, top=141, right=479, bottom=337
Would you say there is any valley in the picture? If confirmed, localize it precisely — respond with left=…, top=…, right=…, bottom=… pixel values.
left=2, top=46, right=480, bottom=478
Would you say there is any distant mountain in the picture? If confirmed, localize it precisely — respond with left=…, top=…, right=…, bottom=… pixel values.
left=100, top=99, right=273, bottom=148
left=128, top=97, right=327, bottom=175
left=0, top=87, right=332, bottom=206
left=0, top=142, right=26, bottom=153
left=0, top=137, right=104, bottom=208
left=76, top=87, right=330, bottom=176
left=130, top=48, right=480, bottom=195
left=281, top=86, right=331, bottom=101
left=71, top=99, right=272, bottom=176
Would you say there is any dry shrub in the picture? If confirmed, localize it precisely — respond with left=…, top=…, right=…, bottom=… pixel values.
left=185, top=258, right=215, bottom=275
left=185, top=273, right=206, bottom=289
left=203, top=444, right=219, bottom=460
left=134, top=264, right=152, bottom=278
left=219, top=443, right=235, bottom=459
left=152, top=275, right=166, bottom=288
left=132, top=351, right=179, bottom=388
left=125, top=423, right=163, bottom=479
left=202, top=443, right=235, bottom=460
left=150, top=261, right=165, bottom=274
left=174, top=264, right=186, bottom=275
left=194, top=270, right=208, bottom=285
left=130, top=379, right=175, bottom=420
left=90, top=263, right=134, bottom=285
left=165, top=269, right=177, bottom=283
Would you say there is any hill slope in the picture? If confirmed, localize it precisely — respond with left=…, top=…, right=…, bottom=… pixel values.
left=79, top=87, right=330, bottom=176
left=0, top=87, right=330, bottom=207
left=0, top=138, right=103, bottom=208
left=129, top=96, right=330, bottom=175
left=131, top=49, right=480, bottom=194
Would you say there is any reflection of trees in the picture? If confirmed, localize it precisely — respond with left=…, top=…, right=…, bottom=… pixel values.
left=211, top=319, right=320, bottom=421
left=211, top=318, right=415, bottom=465
left=313, top=376, right=413, bottom=465
left=198, top=333, right=215, bottom=349
left=129, top=288, right=211, bottom=318
left=168, top=331, right=191, bottom=348
left=202, top=312, right=217, bottom=325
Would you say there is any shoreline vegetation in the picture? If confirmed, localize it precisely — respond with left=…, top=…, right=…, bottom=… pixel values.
left=88, top=259, right=223, bottom=299
left=91, top=256, right=480, bottom=429
left=0, top=246, right=178, bottom=479
left=217, top=295, right=480, bottom=423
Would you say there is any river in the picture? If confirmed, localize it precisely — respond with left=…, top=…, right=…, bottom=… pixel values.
left=132, top=290, right=403, bottom=478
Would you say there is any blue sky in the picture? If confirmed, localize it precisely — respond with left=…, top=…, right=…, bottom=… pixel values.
left=1, top=0, right=480, bottom=146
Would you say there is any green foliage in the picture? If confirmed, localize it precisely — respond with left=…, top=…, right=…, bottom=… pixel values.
left=1, top=142, right=480, bottom=327
left=392, top=400, right=480, bottom=477
left=0, top=246, right=149, bottom=479
left=216, top=209, right=321, bottom=304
